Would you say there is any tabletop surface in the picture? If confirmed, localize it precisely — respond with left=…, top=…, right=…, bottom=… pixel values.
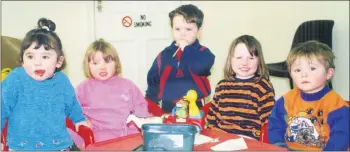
left=86, top=128, right=288, bottom=151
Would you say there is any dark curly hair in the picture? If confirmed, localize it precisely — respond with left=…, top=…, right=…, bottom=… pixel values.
left=20, top=18, right=66, bottom=71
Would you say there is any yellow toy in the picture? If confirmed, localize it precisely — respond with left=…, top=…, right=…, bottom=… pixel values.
left=183, top=90, right=200, bottom=117
left=1, top=68, right=12, bottom=81
left=163, top=90, right=205, bottom=132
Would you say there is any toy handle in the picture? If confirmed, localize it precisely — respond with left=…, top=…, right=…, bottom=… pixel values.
left=172, top=107, right=177, bottom=116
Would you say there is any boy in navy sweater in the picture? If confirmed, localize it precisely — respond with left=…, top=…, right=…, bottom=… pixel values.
left=146, top=4, right=215, bottom=115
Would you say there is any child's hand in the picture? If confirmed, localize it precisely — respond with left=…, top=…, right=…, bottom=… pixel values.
left=176, top=39, right=189, bottom=51
left=75, top=120, right=92, bottom=132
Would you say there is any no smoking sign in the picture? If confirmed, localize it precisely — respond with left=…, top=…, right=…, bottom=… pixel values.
left=122, top=16, right=132, bottom=27
left=122, top=15, right=152, bottom=28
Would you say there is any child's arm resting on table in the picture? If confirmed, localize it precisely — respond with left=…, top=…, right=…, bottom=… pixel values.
left=1, top=70, right=19, bottom=131
left=64, top=80, right=89, bottom=130
left=323, top=106, right=349, bottom=151
left=206, top=82, right=221, bottom=128
left=145, top=54, right=161, bottom=105
left=257, top=87, right=275, bottom=124
left=268, top=97, right=288, bottom=148
left=145, top=54, right=165, bottom=116
left=131, top=81, right=154, bottom=117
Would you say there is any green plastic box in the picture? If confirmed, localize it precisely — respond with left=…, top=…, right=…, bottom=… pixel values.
left=142, top=124, right=197, bottom=151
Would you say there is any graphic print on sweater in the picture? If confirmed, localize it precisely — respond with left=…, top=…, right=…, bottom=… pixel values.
left=285, top=109, right=326, bottom=148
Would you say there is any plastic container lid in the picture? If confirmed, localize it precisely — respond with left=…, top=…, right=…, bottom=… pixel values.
left=142, top=124, right=197, bottom=151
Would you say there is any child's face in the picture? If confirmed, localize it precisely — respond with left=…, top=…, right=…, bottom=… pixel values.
left=171, top=15, right=200, bottom=45
left=89, top=52, right=116, bottom=81
left=290, top=56, right=334, bottom=93
left=22, top=43, right=64, bottom=81
left=231, top=43, right=259, bottom=79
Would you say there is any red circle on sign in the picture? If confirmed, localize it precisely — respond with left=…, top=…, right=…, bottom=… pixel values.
left=122, top=16, right=132, bottom=27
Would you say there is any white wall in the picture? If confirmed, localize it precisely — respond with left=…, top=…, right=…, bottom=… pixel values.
left=1, top=1, right=95, bottom=87
left=2, top=1, right=349, bottom=100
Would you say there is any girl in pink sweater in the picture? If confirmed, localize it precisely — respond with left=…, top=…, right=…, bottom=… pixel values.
left=70, top=39, right=151, bottom=148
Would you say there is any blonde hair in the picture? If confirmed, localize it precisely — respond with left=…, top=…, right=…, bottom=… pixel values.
left=286, top=40, right=335, bottom=73
left=223, top=35, right=269, bottom=81
left=83, top=39, right=122, bottom=78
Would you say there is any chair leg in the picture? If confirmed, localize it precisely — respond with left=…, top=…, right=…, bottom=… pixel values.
left=289, top=77, right=294, bottom=89
left=328, top=81, right=333, bottom=89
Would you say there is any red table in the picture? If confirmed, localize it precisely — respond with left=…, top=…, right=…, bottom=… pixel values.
left=85, top=128, right=287, bottom=151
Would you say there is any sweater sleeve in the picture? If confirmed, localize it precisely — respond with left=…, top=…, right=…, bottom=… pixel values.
left=181, top=45, right=215, bottom=76
left=206, top=81, right=221, bottom=128
left=145, top=53, right=161, bottom=104
left=1, top=69, right=20, bottom=130
left=268, top=97, right=288, bottom=147
left=62, top=75, right=87, bottom=124
left=130, top=81, right=153, bottom=117
left=323, top=106, right=349, bottom=151
left=258, top=83, right=276, bottom=124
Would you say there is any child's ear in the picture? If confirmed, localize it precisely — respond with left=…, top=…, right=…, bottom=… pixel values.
left=56, top=56, right=65, bottom=68
left=326, top=68, right=335, bottom=80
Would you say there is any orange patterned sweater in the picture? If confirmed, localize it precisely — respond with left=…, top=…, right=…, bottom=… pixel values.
left=268, top=87, right=349, bottom=151
left=206, top=75, right=275, bottom=140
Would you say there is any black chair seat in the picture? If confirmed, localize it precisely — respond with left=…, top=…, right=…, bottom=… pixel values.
left=267, top=20, right=334, bottom=89
left=267, top=61, right=289, bottom=78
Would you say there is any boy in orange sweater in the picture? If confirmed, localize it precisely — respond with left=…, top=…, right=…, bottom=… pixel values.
left=268, top=40, right=349, bottom=151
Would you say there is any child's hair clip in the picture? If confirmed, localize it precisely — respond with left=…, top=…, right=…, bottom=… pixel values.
left=41, top=26, right=50, bottom=32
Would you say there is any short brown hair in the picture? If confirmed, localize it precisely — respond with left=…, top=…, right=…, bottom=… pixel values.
left=286, top=40, right=335, bottom=73
left=83, top=39, right=122, bottom=78
left=169, top=4, right=204, bottom=28
left=223, top=35, right=269, bottom=81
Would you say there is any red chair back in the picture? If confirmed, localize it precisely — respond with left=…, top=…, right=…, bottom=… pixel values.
left=1, top=118, right=95, bottom=151
left=260, top=123, right=269, bottom=143
left=65, top=118, right=95, bottom=146
left=145, top=97, right=165, bottom=117
left=200, top=102, right=212, bottom=119
left=1, top=119, right=9, bottom=151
